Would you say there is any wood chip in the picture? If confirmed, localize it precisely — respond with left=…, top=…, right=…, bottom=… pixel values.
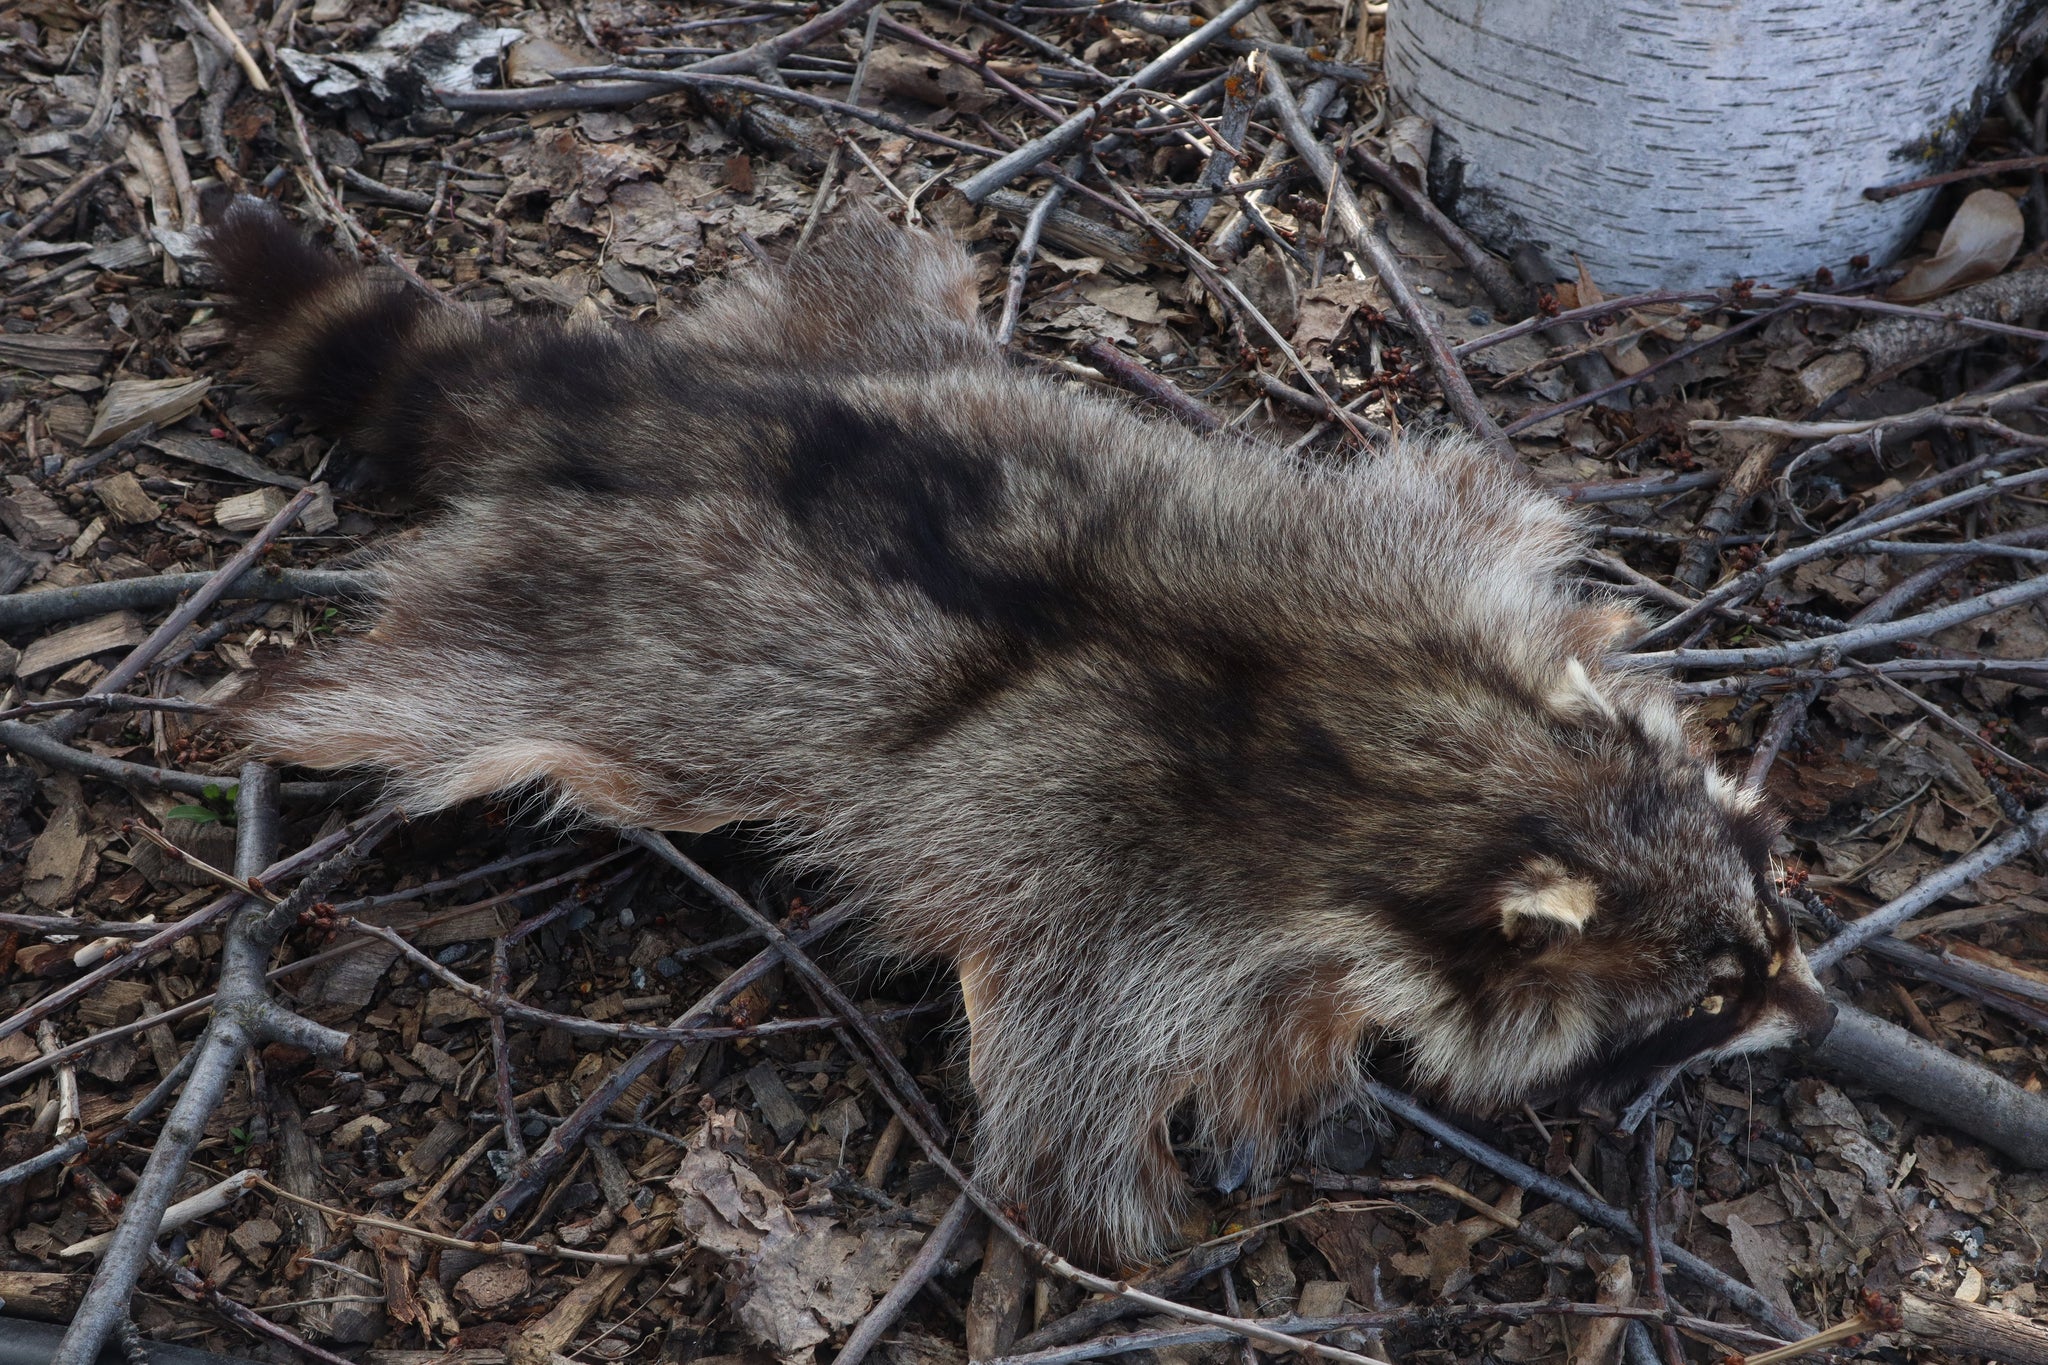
left=0, top=333, right=109, bottom=376
left=86, top=376, right=212, bottom=447
left=213, top=486, right=290, bottom=532
left=147, top=431, right=308, bottom=489
left=16, top=609, right=147, bottom=678
left=966, top=1225, right=1031, bottom=1360
left=0, top=475, right=84, bottom=548
left=0, top=534, right=38, bottom=593
left=93, top=471, right=162, bottom=525
left=743, top=1061, right=809, bottom=1144
left=1296, top=1281, right=1350, bottom=1316
left=409, top=1042, right=463, bottom=1086
left=75, top=980, right=156, bottom=1029
left=402, top=1116, right=469, bottom=1178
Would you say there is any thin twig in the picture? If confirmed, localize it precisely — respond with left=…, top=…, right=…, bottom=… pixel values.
left=956, top=0, right=1264, bottom=202
left=627, top=830, right=950, bottom=1140
left=1260, top=61, right=1513, bottom=461
left=1637, top=569, right=2048, bottom=671
left=1812, top=799, right=2048, bottom=969
left=835, top=1192, right=976, bottom=1365
left=1362, top=1082, right=1811, bottom=1338
left=986, top=1301, right=1787, bottom=1365
left=254, top=1179, right=694, bottom=1266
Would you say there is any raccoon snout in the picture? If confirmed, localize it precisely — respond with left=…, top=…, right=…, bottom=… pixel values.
left=1809, top=999, right=1840, bottom=1046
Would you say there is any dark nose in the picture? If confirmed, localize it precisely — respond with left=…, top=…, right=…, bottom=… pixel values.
left=1803, top=999, right=1838, bottom=1048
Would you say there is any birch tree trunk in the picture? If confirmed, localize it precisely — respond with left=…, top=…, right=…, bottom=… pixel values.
left=1386, top=0, right=2044, bottom=292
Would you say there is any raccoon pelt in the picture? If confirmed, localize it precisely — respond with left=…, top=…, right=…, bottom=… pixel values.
left=199, top=199, right=1834, bottom=1267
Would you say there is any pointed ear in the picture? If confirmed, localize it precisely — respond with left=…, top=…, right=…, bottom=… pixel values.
left=1498, top=860, right=1599, bottom=939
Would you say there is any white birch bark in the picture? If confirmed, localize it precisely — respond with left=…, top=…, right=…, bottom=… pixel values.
left=1386, top=0, right=2036, bottom=292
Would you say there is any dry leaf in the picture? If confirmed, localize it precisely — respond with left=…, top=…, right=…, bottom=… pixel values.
left=24, top=775, right=93, bottom=909
left=1291, top=277, right=1384, bottom=356
left=672, top=1125, right=926, bottom=1362
left=1889, top=189, right=2022, bottom=302
left=1384, top=115, right=1433, bottom=190
left=1913, top=1134, right=1998, bottom=1213
left=1724, top=1213, right=1799, bottom=1321
left=607, top=179, right=704, bottom=274
left=1787, top=1079, right=1892, bottom=1191
left=1078, top=281, right=1174, bottom=324
left=1573, top=255, right=1605, bottom=308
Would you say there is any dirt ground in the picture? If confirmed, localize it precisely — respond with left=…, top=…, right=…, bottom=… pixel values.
left=4, top=2, right=2048, bottom=1364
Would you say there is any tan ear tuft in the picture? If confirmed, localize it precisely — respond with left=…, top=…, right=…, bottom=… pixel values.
left=1545, top=657, right=1617, bottom=721
left=1561, top=602, right=1641, bottom=660
left=1499, top=860, right=1599, bottom=939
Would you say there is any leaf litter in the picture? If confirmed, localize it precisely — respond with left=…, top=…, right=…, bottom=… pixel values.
left=3, top=0, right=2048, bottom=1362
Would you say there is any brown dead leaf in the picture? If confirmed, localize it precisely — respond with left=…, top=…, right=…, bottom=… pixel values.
left=672, top=1124, right=926, bottom=1362
left=24, top=775, right=93, bottom=909
left=607, top=179, right=704, bottom=274
left=1787, top=1079, right=1892, bottom=1191
left=1912, top=802, right=1981, bottom=854
left=864, top=46, right=993, bottom=112
left=1890, top=189, right=2023, bottom=303
left=1384, top=115, right=1432, bottom=189
left=1290, top=277, right=1384, bottom=357
left=1078, top=281, right=1176, bottom=325
left=1913, top=1134, right=1997, bottom=1213
left=1724, top=1212, right=1799, bottom=1322
left=1699, top=1189, right=1787, bottom=1228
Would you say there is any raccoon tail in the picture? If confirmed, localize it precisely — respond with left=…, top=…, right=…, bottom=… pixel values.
left=199, top=197, right=491, bottom=489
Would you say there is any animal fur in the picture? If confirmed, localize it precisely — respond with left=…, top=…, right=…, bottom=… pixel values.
left=200, top=200, right=1836, bottom=1266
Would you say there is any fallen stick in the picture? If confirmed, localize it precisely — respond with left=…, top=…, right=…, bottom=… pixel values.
left=1260, top=62, right=1515, bottom=462
left=835, top=1192, right=976, bottom=1365
left=1078, top=1, right=1380, bottom=85
left=955, top=0, right=1263, bottom=202
left=453, top=901, right=859, bottom=1240
left=1898, top=1291, right=2048, bottom=1365
left=1812, top=798, right=2048, bottom=968
left=435, top=0, right=885, bottom=112
left=987, top=1301, right=1784, bottom=1365
left=1813, top=1003, right=2048, bottom=1167
left=1361, top=1082, right=1811, bottom=1338
left=1079, top=338, right=1223, bottom=433
left=0, top=717, right=353, bottom=802
left=813, top=1003, right=1396, bottom=1365
left=51, top=809, right=402, bottom=1365
left=1636, top=569, right=2048, bottom=671
left=59, top=1169, right=264, bottom=1260
left=1793, top=278, right=2048, bottom=404
left=0, top=566, right=377, bottom=631
left=43, top=484, right=321, bottom=743
left=1006, top=1239, right=1248, bottom=1353
left=628, top=830, right=950, bottom=1140
left=1, top=163, right=120, bottom=257
left=1858, top=935, right=2048, bottom=1029
left=1633, top=464, right=2048, bottom=647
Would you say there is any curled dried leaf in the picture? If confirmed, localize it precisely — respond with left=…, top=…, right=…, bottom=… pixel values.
left=1888, top=188, right=2023, bottom=302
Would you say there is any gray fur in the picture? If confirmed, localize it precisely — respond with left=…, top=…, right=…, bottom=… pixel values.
left=204, top=205, right=1834, bottom=1266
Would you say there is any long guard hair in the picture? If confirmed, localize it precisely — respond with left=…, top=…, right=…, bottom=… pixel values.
left=202, top=200, right=1834, bottom=1265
